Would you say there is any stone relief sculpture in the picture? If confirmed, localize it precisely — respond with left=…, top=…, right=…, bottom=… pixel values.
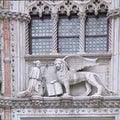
left=54, top=56, right=115, bottom=97
left=17, top=60, right=45, bottom=97
left=17, top=56, right=116, bottom=98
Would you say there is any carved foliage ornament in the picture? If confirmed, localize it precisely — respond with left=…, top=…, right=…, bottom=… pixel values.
left=26, top=0, right=111, bottom=17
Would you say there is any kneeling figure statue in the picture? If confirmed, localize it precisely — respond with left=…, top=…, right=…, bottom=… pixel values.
left=17, top=60, right=45, bottom=97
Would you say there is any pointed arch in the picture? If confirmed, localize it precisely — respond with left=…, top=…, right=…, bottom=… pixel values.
left=56, top=0, right=80, bottom=16
left=85, top=0, right=110, bottom=53
left=83, top=0, right=111, bottom=15
left=26, top=1, right=52, bottom=17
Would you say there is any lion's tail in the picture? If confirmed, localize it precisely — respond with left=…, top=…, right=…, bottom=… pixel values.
left=94, top=74, right=117, bottom=96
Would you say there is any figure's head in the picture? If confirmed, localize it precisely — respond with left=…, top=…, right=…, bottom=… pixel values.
left=33, top=60, right=41, bottom=67
left=54, top=58, right=69, bottom=71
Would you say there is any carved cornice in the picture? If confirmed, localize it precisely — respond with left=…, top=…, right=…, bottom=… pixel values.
left=0, top=10, right=30, bottom=22
left=108, top=8, right=120, bottom=19
left=0, top=96, right=120, bottom=109
left=24, top=53, right=112, bottom=61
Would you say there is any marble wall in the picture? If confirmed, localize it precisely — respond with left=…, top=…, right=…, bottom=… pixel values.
left=0, top=0, right=120, bottom=120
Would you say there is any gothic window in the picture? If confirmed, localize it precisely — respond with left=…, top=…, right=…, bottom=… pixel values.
left=29, top=8, right=52, bottom=55
left=28, top=1, right=109, bottom=55
left=85, top=4, right=108, bottom=53
left=58, top=15, right=79, bottom=54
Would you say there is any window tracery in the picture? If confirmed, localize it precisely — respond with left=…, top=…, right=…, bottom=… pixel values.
left=26, top=0, right=111, bottom=55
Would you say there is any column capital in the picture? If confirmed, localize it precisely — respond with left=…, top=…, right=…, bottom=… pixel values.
left=78, top=12, right=86, bottom=20
left=51, top=13, right=58, bottom=22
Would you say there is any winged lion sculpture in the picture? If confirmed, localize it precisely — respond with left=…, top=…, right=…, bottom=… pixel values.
left=54, top=56, right=115, bottom=96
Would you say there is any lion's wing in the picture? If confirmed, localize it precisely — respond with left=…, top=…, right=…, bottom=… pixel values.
left=64, top=56, right=98, bottom=71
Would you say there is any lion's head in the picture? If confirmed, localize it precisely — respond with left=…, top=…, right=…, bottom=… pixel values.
left=54, top=58, right=69, bottom=71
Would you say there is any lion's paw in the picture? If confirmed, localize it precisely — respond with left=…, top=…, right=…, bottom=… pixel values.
left=92, top=93, right=101, bottom=97
left=62, top=93, right=71, bottom=97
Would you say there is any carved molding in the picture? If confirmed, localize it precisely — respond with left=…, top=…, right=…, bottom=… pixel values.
left=0, top=96, right=120, bottom=109
left=26, top=0, right=111, bottom=17
left=12, top=108, right=119, bottom=120
left=0, top=10, right=30, bottom=22
left=108, top=9, right=120, bottom=19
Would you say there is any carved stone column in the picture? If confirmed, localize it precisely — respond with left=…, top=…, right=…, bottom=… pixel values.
left=109, top=0, right=120, bottom=95
left=78, top=13, right=86, bottom=53
left=108, top=18, right=112, bottom=52
left=25, top=22, right=30, bottom=54
left=51, top=13, right=58, bottom=54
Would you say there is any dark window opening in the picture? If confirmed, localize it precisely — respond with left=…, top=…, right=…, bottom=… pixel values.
left=58, top=14, right=79, bottom=54
left=85, top=13, right=108, bottom=53
left=29, top=14, right=52, bottom=55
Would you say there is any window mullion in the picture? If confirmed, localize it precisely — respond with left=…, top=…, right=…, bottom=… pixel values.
left=108, top=18, right=112, bottom=52
left=25, top=22, right=30, bottom=54
left=51, top=13, right=58, bottom=54
left=78, top=13, right=86, bottom=53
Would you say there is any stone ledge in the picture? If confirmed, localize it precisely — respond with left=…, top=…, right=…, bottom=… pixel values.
left=0, top=96, right=120, bottom=109
left=25, top=53, right=112, bottom=61
left=0, top=10, right=30, bottom=22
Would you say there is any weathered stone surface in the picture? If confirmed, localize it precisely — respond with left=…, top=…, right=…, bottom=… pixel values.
left=0, top=96, right=120, bottom=109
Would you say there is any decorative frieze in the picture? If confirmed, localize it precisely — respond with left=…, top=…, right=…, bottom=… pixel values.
left=0, top=10, right=30, bottom=22
left=26, top=0, right=111, bottom=18
left=12, top=108, right=119, bottom=120
left=12, top=108, right=119, bottom=116
left=0, top=96, right=120, bottom=109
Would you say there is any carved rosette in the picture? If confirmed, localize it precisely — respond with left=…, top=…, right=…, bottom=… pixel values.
left=78, top=13, right=86, bottom=53
left=51, top=13, right=58, bottom=54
